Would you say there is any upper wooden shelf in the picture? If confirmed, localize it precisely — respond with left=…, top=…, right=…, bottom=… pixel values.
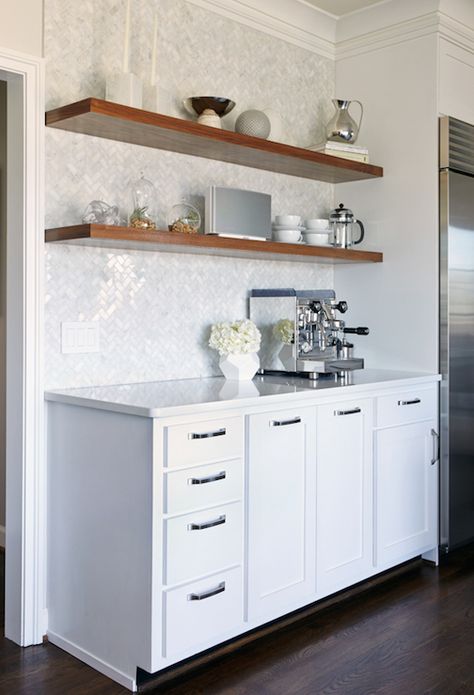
left=45, top=224, right=383, bottom=264
left=45, top=98, right=384, bottom=185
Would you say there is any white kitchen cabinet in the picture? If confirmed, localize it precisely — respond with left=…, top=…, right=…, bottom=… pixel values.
left=316, top=398, right=374, bottom=596
left=45, top=372, right=440, bottom=691
left=375, top=421, right=438, bottom=567
left=247, top=406, right=316, bottom=621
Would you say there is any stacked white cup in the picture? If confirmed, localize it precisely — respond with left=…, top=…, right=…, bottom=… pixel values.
left=272, top=215, right=304, bottom=243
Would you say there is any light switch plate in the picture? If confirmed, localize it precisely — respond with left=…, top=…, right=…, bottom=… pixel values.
left=61, top=321, right=100, bottom=354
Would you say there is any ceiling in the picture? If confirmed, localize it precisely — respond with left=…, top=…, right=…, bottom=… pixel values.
left=303, top=0, right=385, bottom=17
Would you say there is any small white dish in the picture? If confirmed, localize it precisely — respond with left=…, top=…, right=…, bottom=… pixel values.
left=272, top=229, right=302, bottom=243
left=305, top=218, right=329, bottom=231
left=274, top=214, right=302, bottom=227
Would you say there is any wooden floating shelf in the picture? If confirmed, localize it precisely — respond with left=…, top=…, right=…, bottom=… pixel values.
left=45, top=225, right=384, bottom=264
left=46, top=98, right=384, bottom=184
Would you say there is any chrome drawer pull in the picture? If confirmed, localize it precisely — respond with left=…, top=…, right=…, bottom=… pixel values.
left=270, top=417, right=301, bottom=427
left=187, top=514, right=226, bottom=531
left=431, top=428, right=439, bottom=465
left=188, top=471, right=226, bottom=486
left=398, top=398, right=421, bottom=406
left=334, top=407, right=361, bottom=416
left=187, top=581, right=225, bottom=601
left=188, top=427, right=226, bottom=440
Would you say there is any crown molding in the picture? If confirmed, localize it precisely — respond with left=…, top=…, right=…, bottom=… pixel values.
left=438, top=11, right=474, bottom=54
left=184, top=0, right=474, bottom=63
left=336, top=3, right=474, bottom=60
left=336, top=11, right=441, bottom=59
left=185, top=0, right=336, bottom=59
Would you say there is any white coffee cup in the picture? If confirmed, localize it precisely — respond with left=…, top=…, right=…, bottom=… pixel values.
left=305, top=218, right=329, bottom=231
left=272, top=229, right=302, bottom=243
left=274, top=214, right=302, bottom=227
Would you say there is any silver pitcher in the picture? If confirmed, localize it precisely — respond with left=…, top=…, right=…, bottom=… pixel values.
left=326, top=99, right=364, bottom=144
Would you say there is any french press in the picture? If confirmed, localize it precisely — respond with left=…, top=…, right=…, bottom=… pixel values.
left=329, top=203, right=365, bottom=248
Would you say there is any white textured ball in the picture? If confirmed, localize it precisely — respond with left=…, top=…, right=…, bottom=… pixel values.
left=235, top=110, right=271, bottom=139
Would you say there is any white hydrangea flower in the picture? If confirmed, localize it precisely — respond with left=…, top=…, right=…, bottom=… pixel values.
left=209, top=319, right=261, bottom=356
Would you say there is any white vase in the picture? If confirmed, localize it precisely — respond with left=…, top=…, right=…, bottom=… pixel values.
left=219, top=352, right=259, bottom=381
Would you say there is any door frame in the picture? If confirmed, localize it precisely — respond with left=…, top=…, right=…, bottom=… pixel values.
left=1, top=46, right=45, bottom=645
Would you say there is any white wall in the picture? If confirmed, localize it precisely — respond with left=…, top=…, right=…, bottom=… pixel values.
left=0, top=0, right=43, bottom=56
left=439, top=38, right=474, bottom=125
left=334, top=34, right=440, bottom=373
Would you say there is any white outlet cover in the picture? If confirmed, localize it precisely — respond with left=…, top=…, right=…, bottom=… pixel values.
left=61, top=321, right=100, bottom=354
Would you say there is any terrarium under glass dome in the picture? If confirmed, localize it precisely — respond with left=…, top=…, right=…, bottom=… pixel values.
left=167, top=200, right=201, bottom=234
left=129, top=173, right=157, bottom=230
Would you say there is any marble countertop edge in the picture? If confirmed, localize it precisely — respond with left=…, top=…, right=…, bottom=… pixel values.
left=45, top=370, right=441, bottom=419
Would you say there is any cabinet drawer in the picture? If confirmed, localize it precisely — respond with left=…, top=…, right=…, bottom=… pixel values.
left=376, top=386, right=437, bottom=427
left=163, top=567, right=243, bottom=659
left=164, top=459, right=242, bottom=515
left=164, top=503, right=242, bottom=585
left=165, top=416, right=243, bottom=468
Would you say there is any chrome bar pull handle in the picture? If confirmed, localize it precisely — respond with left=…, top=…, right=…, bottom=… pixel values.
left=188, top=427, right=226, bottom=440
left=431, top=428, right=439, bottom=465
left=188, top=471, right=226, bottom=486
left=270, top=417, right=302, bottom=427
left=187, top=514, right=226, bottom=531
left=398, top=398, right=421, bottom=406
left=187, top=581, right=225, bottom=601
left=334, top=407, right=361, bottom=416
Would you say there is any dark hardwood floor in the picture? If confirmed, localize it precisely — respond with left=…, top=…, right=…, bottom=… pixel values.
left=1, top=545, right=473, bottom=694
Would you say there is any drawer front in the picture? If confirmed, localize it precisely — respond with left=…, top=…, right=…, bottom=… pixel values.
left=164, top=503, right=242, bottom=585
left=165, top=459, right=243, bottom=515
left=163, top=567, right=243, bottom=659
left=376, top=385, right=437, bottom=428
left=165, top=416, right=243, bottom=468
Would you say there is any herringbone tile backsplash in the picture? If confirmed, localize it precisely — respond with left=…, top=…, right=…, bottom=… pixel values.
left=44, top=0, right=336, bottom=388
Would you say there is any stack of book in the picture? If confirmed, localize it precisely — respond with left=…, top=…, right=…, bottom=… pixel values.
left=309, top=141, right=369, bottom=163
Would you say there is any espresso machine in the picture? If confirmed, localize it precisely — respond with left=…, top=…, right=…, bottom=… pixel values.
left=249, top=289, right=369, bottom=379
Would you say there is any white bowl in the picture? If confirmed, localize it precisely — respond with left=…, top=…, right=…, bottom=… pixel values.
left=274, top=215, right=302, bottom=227
left=302, top=231, right=331, bottom=246
left=305, top=218, right=329, bottom=231
left=272, top=229, right=302, bottom=243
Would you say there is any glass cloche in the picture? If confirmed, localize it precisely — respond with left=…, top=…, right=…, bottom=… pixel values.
left=167, top=200, right=201, bottom=234
left=129, top=173, right=157, bottom=230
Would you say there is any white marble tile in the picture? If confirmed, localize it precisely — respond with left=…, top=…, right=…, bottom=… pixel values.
left=45, top=244, right=333, bottom=388
left=44, top=0, right=337, bottom=389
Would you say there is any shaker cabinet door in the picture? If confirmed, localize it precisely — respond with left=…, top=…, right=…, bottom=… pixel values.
left=316, top=398, right=374, bottom=597
left=247, top=406, right=316, bottom=622
left=375, top=421, right=438, bottom=566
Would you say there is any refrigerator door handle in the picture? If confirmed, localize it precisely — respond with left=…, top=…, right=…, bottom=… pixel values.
left=431, top=428, right=439, bottom=465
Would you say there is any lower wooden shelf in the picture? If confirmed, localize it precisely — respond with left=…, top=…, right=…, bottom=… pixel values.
left=45, top=224, right=383, bottom=264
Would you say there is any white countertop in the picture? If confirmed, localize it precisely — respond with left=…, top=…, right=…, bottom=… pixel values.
left=45, top=369, right=440, bottom=418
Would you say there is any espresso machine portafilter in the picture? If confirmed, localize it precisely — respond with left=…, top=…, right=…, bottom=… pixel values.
left=249, top=289, right=369, bottom=379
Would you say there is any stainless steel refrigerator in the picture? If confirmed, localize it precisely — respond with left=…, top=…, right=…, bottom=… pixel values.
left=440, top=116, right=474, bottom=552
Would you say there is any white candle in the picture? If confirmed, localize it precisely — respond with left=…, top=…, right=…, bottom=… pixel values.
left=150, top=12, right=158, bottom=85
left=122, top=0, right=131, bottom=73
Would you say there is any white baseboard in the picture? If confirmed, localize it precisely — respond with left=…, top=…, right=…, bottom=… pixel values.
left=0, top=524, right=5, bottom=549
left=47, top=631, right=137, bottom=692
